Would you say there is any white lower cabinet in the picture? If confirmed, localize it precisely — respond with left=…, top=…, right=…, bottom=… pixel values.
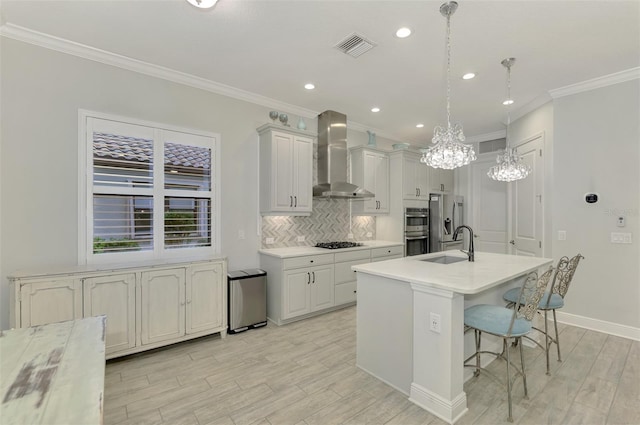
left=141, top=269, right=186, bottom=345
left=282, top=263, right=334, bottom=320
left=9, top=258, right=226, bottom=359
left=83, top=273, right=136, bottom=355
left=260, top=245, right=403, bottom=325
left=17, top=278, right=83, bottom=328
left=334, top=250, right=371, bottom=305
left=186, top=263, right=225, bottom=334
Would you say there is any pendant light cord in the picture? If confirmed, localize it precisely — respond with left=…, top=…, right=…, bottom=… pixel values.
left=445, top=11, right=452, bottom=129
left=506, top=63, right=512, bottom=149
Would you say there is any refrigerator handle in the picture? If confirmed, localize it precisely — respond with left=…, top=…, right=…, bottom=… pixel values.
left=452, top=201, right=456, bottom=232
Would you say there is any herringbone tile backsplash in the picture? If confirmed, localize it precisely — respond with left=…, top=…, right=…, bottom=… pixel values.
left=261, top=200, right=375, bottom=248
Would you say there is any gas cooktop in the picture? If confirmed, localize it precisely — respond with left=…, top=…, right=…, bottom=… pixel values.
left=315, top=241, right=364, bottom=250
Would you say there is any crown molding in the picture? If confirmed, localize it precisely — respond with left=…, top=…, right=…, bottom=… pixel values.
left=549, top=67, right=640, bottom=99
left=0, top=23, right=319, bottom=119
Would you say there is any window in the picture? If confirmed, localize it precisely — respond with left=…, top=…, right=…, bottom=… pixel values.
left=80, top=111, right=220, bottom=264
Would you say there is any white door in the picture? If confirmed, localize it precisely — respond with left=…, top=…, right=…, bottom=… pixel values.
left=470, top=156, right=508, bottom=253
left=140, top=268, right=186, bottom=344
left=510, top=134, right=544, bottom=256
left=374, top=154, right=390, bottom=213
left=283, top=269, right=311, bottom=319
left=84, top=273, right=136, bottom=354
left=362, top=151, right=378, bottom=213
left=403, top=155, right=420, bottom=199
left=272, top=132, right=294, bottom=211
left=186, top=263, right=224, bottom=335
left=310, top=266, right=335, bottom=311
left=292, top=135, right=313, bottom=212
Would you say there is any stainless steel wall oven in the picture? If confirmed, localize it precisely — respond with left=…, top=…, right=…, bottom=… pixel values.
left=405, top=207, right=429, bottom=256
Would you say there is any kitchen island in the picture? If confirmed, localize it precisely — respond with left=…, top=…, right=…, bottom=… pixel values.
left=353, top=251, right=552, bottom=424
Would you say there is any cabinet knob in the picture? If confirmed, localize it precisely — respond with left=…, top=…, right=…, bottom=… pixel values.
left=310, top=260, right=314, bottom=263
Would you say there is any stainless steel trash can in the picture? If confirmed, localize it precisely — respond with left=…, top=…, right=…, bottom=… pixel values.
left=228, top=269, right=267, bottom=333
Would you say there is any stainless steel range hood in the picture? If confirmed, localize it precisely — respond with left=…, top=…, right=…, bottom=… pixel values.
left=313, top=110, right=375, bottom=199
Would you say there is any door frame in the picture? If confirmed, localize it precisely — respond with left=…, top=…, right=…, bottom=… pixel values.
left=508, top=131, right=546, bottom=257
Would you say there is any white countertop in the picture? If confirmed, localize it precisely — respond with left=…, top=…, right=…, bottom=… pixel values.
left=352, top=251, right=553, bottom=294
left=258, top=240, right=403, bottom=258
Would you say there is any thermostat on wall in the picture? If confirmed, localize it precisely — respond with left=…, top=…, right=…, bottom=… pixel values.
left=584, top=193, right=599, bottom=204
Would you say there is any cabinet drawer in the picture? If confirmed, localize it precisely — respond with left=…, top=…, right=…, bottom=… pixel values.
left=371, top=245, right=403, bottom=259
left=335, top=259, right=370, bottom=284
left=335, top=281, right=357, bottom=305
left=283, top=254, right=334, bottom=270
left=334, top=249, right=371, bottom=263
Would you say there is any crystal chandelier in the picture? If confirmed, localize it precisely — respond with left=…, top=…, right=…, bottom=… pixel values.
left=487, top=58, right=531, bottom=182
left=420, top=1, right=476, bottom=170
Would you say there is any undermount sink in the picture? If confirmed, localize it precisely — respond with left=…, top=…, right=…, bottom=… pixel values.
left=420, top=255, right=468, bottom=265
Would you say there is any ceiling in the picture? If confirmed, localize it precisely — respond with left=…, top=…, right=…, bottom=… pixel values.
left=1, top=0, right=639, bottom=145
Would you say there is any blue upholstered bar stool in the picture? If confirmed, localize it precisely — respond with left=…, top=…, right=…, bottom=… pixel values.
left=503, top=254, right=584, bottom=375
left=464, top=266, right=554, bottom=422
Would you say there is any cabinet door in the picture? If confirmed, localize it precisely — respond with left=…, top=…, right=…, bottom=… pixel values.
left=309, top=265, right=335, bottom=311
left=20, top=278, right=83, bottom=328
left=271, top=131, right=295, bottom=211
left=416, top=163, right=430, bottom=199
left=292, top=135, right=313, bottom=212
left=140, top=269, right=186, bottom=345
left=186, top=263, right=224, bottom=335
left=375, top=154, right=390, bottom=213
left=429, top=168, right=454, bottom=193
left=282, top=269, right=311, bottom=319
left=362, top=151, right=379, bottom=213
left=402, top=155, right=420, bottom=200
left=83, top=273, right=136, bottom=355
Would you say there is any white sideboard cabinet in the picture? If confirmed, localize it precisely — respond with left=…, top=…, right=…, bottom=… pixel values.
left=9, top=258, right=227, bottom=359
left=258, top=124, right=315, bottom=215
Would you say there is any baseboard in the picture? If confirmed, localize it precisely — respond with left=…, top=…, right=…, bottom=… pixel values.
left=409, top=383, right=468, bottom=424
left=555, top=311, right=640, bottom=341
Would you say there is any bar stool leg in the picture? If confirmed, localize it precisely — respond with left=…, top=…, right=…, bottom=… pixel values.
left=544, top=310, right=551, bottom=375
left=519, top=337, right=528, bottom=399
left=505, top=338, right=513, bottom=422
left=553, top=309, right=562, bottom=362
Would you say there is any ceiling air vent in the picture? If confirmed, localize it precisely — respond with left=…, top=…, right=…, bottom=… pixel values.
left=334, top=32, right=376, bottom=58
left=478, top=138, right=507, bottom=154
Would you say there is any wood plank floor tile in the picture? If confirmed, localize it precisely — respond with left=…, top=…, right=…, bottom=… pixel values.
left=561, top=401, right=608, bottom=425
left=573, top=375, right=617, bottom=413
left=303, top=389, right=378, bottom=425
left=102, top=306, right=639, bottom=425
left=265, top=388, right=342, bottom=425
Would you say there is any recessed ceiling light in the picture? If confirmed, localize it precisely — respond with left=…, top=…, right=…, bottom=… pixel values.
left=304, top=83, right=315, bottom=90
left=503, top=99, right=515, bottom=105
left=395, top=27, right=412, bottom=38
left=186, top=0, right=218, bottom=9
left=416, top=124, right=425, bottom=128
left=462, top=73, right=476, bottom=80
left=371, top=107, right=381, bottom=113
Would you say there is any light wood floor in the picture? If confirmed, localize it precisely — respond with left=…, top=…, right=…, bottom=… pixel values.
left=104, top=306, right=640, bottom=425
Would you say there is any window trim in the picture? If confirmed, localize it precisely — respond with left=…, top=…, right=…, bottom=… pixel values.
left=78, top=109, right=221, bottom=264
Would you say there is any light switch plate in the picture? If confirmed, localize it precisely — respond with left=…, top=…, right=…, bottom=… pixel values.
left=265, top=237, right=275, bottom=244
left=558, top=230, right=566, bottom=241
left=611, top=232, right=632, bottom=244
left=297, top=236, right=305, bottom=242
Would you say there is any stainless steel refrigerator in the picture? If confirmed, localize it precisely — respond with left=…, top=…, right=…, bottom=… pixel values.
left=429, top=194, right=465, bottom=253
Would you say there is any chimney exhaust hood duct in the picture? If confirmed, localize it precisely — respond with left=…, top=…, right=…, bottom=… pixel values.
left=313, top=110, right=375, bottom=199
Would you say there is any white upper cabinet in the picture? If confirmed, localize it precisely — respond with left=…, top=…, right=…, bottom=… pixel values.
left=397, top=151, right=430, bottom=200
left=350, top=146, right=389, bottom=214
left=258, top=124, right=315, bottom=215
left=429, top=167, right=454, bottom=193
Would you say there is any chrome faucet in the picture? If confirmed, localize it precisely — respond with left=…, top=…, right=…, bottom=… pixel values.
left=453, top=225, right=474, bottom=262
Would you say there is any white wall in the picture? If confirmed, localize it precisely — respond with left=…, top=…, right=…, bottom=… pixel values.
left=0, top=39, right=315, bottom=330
left=552, top=80, right=639, bottom=330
